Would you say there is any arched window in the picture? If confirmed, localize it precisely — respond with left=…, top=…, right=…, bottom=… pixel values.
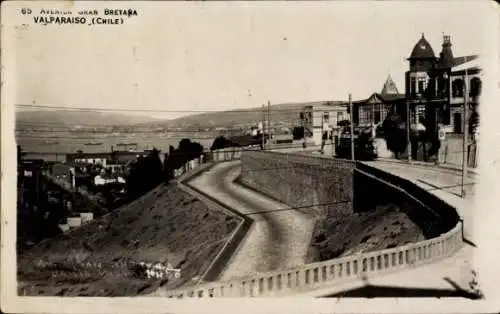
left=452, top=79, right=464, bottom=97
left=470, top=77, right=482, bottom=97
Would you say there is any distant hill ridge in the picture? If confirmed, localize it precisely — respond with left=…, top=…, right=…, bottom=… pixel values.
left=134, top=100, right=341, bottom=129
left=16, top=100, right=343, bottom=129
left=16, top=110, right=159, bottom=127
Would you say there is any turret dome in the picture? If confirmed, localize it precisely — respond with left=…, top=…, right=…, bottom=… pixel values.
left=408, top=33, right=436, bottom=60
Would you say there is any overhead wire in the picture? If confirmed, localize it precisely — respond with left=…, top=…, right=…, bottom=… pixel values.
left=15, top=103, right=350, bottom=113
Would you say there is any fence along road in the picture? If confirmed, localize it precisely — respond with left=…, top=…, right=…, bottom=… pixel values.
left=155, top=149, right=468, bottom=298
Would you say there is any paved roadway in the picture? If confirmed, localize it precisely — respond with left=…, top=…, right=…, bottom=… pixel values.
left=188, top=161, right=316, bottom=281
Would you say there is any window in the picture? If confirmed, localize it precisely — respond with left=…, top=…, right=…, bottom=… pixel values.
left=337, top=112, right=344, bottom=121
left=417, top=77, right=427, bottom=94
left=323, top=112, right=330, bottom=123
left=358, top=107, right=374, bottom=125
left=374, top=111, right=381, bottom=124
left=470, top=77, right=482, bottom=97
left=452, top=79, right=464, bottom=97
left=410, top=78, right=416, bottom=95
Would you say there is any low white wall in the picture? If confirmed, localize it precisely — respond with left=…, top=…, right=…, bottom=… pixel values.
left=67, top=217, right=82, bottom=228
left=80, top=212, right=94, bottom=224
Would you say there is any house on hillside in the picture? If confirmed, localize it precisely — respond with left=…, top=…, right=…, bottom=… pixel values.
left=296, top=77, right=405, bottom=146
left=353, top=75, right=406, bottom=127
left=18, top=159, right=46, bottom=215
left=299, top=101, right=351, bottom=145
left=66, top=150, right=141, bottom=166
left=51, top=163, right=74, bottom=179
left=66, top=152, right=110, bottom=167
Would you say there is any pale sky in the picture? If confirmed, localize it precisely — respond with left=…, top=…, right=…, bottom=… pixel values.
left=9, top=1, right=494, bottom=120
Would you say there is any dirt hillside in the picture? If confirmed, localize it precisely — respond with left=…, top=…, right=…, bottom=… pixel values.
left=307, top=204, right=425, bottom=263
left=18, top=183, right=240, bottom=296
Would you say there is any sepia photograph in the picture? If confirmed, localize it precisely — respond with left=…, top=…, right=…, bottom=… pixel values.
left=1, top=0, right=499, bottom=313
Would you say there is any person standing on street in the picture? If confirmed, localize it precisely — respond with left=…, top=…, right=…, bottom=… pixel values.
left=321, top=121, right=331, bottom=154
left=437, top=123, right=447, bottom=165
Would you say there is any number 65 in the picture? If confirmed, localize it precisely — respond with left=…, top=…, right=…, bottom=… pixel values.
left=21, top=8, right=32, bottom=15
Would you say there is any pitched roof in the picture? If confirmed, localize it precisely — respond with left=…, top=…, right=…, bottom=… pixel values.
left=378, top=93, right=406, bottom=102
left=408, top=34, right=436, bottom=60
left=380, top=75, right=400, bottom=95
left=452, top=55, right=479, bottom=67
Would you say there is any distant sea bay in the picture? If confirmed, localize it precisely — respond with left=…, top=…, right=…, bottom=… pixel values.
left=17, top=132, right=217, bottom=161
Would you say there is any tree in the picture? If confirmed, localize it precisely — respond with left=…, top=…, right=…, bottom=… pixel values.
left=211, top=136, right=232, bottom=151
left=178, top=138, right=192, bottom=153
left=162, top=139, right=205, bottom=184
left=381, top=111, right=407, bottom=159
left=125, top=148, right=164, bottom=200
left=163, top=153, right=174, bottom=182
left=469, top=111, right=479, bottom=138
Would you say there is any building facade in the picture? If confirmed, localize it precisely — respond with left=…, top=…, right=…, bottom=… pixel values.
left=18, top=159, right=46, bottom=215
left=355, top=75, right=406, bottom=127
left=300, top=101, right=351, bottom=145
left=297, top=33, right=481, bottom=148
left=404, top=34, right=481, bottom=136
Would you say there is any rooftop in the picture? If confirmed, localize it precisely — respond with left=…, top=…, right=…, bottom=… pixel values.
left=408, top=33, right=436, bottom=60
left=380, top=75, right=400, bottom=95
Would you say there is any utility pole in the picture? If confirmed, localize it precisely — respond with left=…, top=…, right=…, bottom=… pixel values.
left=261, top=104, right=265, bottom=150
left=461, top=69, right=469, bottom=198
left=349, top=94, right=355, bottom=161
left=268, top=100, right=271, bottom=144
left=406, top=100, right=412, bottom=163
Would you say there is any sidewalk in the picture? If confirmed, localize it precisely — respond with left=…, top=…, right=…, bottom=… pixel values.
left=375, top=157, right=478, bottom=176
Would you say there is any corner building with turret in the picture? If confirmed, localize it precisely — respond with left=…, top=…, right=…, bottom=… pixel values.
left=405, top=33, right=482, bottom=137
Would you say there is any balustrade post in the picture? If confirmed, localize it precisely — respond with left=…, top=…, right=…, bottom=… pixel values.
left=249, top=279, right=256, bottom=297
left=295, top=270, right=303, bottom=288
left=241, top=280, right=247, bottom=297
left=267, top=276, right=275, bottom=296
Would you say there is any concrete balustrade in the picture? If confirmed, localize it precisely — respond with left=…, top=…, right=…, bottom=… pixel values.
left=163, top=221, right=462, bottom=298
left=210, top=146, right=261, bottom=162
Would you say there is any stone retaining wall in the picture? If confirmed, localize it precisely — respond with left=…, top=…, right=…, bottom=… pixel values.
left=240, top=151, right=355, bottom=218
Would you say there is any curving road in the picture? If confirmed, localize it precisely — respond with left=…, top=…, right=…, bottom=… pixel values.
left=187, top=161, right=316, bottom=281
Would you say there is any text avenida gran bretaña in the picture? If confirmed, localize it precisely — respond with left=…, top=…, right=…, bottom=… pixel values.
left=29, top=9, right=138, bottom=26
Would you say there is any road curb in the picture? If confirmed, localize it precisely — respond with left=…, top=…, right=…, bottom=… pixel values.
left=176, top=161, right=255, bottom=284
